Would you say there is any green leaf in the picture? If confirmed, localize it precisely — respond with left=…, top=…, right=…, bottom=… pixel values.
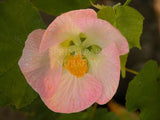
left=57, top=113, right=85, bottom=120
left=22, top=97, right=60, bottom=120
left=57, top=107, right=119, bottom=120
left=0, top=0, right=45, bottom=108
left=114, top=6, right=144, bottom=77
left=97, top=6, right=115, bottom=25
left=97, top=5, right=144, bottom=77
left=32, top=0, right=95, bottom=16
left=115, top=6, right=144, bottom=49
left=24, top=101, right=119, bottom=120
left=120, top=54, right=128, bottom=78
left=126, top=60, right=160, bottom=120
left=93, top=109, right=119, bottom=120
left=0, top=65, right=37, bottom=108
left=24, top=99, right=119, bottom=120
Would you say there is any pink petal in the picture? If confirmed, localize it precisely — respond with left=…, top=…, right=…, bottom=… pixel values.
left=18, top=29, right=61, bottom=98
left=65, top=9, right=97, bottom=22
left=41, top=71, right=102, bottom=113
left=40, top=9, right=97, bottom=52
left=88, top=44, right=120, bottom=104
left=75, top=18, right=129, bottom=55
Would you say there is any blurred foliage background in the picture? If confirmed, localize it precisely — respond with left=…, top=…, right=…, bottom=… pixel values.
left=0, top=0, right=160, bottom=120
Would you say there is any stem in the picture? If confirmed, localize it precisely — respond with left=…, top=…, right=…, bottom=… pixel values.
left=89, top=0, right=95, bottom=8
left=125, top=68, right=138, bottom=75
left=108, top=100, right=123, bottom=114
left=123, top=0, right=131, bottom=6
left=108, top=100, right=140, bottom=120
left=93, top=103, right=98, bottom=111
left=89, top=0, right=105, bottom=9
left=90, top=103, right=98, bottom=119
left=113, top=3, right=121, bottom=9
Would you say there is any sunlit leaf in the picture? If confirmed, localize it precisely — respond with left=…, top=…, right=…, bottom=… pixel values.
left=97, top=6, right=115, bottom=25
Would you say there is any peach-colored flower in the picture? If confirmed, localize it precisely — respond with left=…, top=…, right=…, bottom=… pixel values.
left=18, top=9, right=129, bottom=113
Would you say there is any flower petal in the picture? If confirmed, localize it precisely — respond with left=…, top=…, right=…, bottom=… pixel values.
left=75, top=18, right=129, bottom=55
left=40, top=9, right=97, bottom=52
left=65, top=9, right=97, bottom=21
left=88, top=44, right=120, bottom=104
left=18, top=29, right=62, bottom=98
left=41, top=71, right=102, bottom=113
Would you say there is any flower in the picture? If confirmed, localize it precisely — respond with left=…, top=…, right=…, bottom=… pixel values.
left=18, top=9, right=129, bottom=113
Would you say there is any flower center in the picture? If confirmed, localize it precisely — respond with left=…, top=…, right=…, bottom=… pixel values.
left=65, top=53, right=88, bottom=78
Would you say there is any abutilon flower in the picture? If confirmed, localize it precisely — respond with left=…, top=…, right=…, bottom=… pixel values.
left=18, top=9, right=129, bottom=113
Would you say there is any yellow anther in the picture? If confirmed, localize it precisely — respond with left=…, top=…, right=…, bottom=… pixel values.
left=65, top=53, right=88, bottom=78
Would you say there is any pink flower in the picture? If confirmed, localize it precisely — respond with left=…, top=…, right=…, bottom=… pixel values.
left=18, top=9, right=129, bottom=113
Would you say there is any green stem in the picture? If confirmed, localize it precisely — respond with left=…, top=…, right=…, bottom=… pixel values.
left=125, top=68, right=138, bottom=75
left=89, top=0, right=98, bottom=9
left=113, top=3, right=121, bottom=9
left=89, top=0, right=105, bottom=9
left=123, top=0, right=131, bottom=6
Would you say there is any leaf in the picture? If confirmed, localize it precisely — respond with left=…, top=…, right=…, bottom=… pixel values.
left=0, top=0, right=45, bottom=108
left=97, top=5, right=144, bottom=77
left=126, top=60, right=160, bottom=120
left=115, top=6, right=144, bottom=77
left=97, top=6, right=115, bottom=25
left=57, top=107, right=119, bottom=120
left=93, top=109, right=120, bottom=120
left=32, top=0, right=95, bottom=16
left=57, top=113, right=84, bottom=120
left=120, top=54, right=128, bottom=78
left=23, top=100, right=119, bottom=120
left=22, top=97, right=60, bottom=120
left=115, top=6, right=144, bottom=49
left=0, top=65, right=37, bottom=108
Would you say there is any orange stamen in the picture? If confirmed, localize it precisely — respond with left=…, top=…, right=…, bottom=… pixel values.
left=65, top=53, right=88, bottom=78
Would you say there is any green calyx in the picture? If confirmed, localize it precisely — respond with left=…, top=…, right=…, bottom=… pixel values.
left=60, top=32, right=102, bottom=57
left=60, top=32, right=86, bottom=48
left=87, top=45, right=102, bottom=54
left=60, top=39, right=75, bottom=47
left=79, top=32, right=87, bottom=43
